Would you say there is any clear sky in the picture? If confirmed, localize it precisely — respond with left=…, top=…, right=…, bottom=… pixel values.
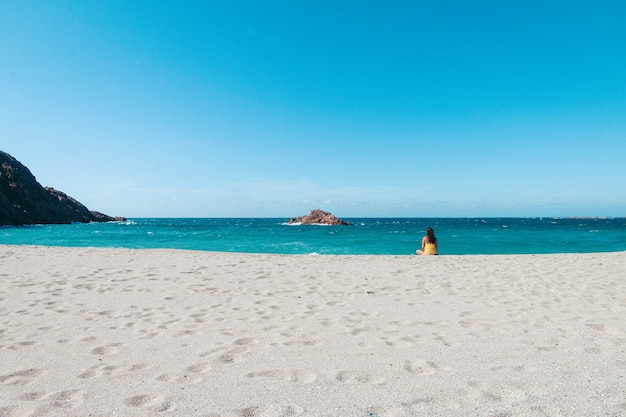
left=2, top=1, right=625, bottom=218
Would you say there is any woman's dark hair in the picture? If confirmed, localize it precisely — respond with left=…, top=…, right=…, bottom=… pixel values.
left=426, top=227, right=437, bottom=244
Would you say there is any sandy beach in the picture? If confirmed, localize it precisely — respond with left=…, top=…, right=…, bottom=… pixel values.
left=1, top=245, right=624, bottom=417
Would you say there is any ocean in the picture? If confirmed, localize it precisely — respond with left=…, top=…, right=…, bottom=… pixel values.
left=1, top=217, right=625, bottom=255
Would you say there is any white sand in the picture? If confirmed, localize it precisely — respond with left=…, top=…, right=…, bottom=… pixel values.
left=0, top=245, right=625, bottom=417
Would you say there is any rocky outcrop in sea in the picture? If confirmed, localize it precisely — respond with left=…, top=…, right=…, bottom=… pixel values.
left=0, top=150, right=124, bottom=226
left=288, top=209, right=351, bottom=225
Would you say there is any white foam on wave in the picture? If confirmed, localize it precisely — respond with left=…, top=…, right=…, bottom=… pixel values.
left=281, top=222, right=332, bottom=227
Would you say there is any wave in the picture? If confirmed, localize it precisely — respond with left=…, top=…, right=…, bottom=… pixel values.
left=281, top=222, right=332, bottom=227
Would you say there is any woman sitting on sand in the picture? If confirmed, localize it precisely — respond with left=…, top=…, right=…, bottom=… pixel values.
left=416, top=227, right=438, bottom=255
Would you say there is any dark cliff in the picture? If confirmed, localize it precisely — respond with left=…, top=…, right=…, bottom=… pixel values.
left=0, top=150, right=124, bottom=226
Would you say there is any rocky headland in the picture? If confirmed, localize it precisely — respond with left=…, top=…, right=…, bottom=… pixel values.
left=288, top=209, right=351, bottom=225
left=0, top=150, right=124, bottom=226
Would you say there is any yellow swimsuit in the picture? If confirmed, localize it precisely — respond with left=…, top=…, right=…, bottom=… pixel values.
left=423, top=242, right=438, bottom=255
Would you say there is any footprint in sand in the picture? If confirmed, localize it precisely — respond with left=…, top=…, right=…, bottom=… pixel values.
left=382, top=336, right=413, bottom=348
left=239, top=404, right=304, bottom=417
left=78, top=368, right=98, bottom=379
left=335, top=370, right=385, bottom=384
left=78, top=362, right=146, bottom=379
left=17, top=391, right=46, bottom=401
left=7, top=340, right=37, bottom=350
left=203, top=345, right=251, bottom=365
left=246, top=369, right=317, bottom=383
left=48, top=389, right=85, bottom=408
left=91, top=342, right=123, bottom=355
left=234, top=337, right=257, bottom=346
left=404, top=358, right=438, bottom=376
left=175, top=361, right=211, bottom=384
left=217, top=352, right=242, bottom=364
left=186, top=362, right=210, bottom=373
left=125, top=394, right=166, bottom=409
left=0, top=368, right=45, bottom=386
left=202, top=338, right=259, bottom=365
left=156, top=373, right=175, bottom=382
left=282, top=338, right=321, bottom=347
left=461, top=380, right=503, bottom=402
left=491, top=364, right=536, bottom=374
left=81, top=336, right=98, bottom=343
left=350, top=326, right=379, bottom=336
left=16, top=391, right=46, bottom=400
left=348, top=309, right=380, bottom=318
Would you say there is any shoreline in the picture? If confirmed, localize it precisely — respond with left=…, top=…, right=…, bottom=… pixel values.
left=3, top=243, right=626, bottom=257
left=1, top=245, right=625, bottom=416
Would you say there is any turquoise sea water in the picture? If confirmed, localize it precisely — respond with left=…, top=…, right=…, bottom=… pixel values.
left=2, top=217, right=626, bottom=255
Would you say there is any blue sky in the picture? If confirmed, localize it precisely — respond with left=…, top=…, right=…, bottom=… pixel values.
left=2, top=1, right=625, bottom=218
